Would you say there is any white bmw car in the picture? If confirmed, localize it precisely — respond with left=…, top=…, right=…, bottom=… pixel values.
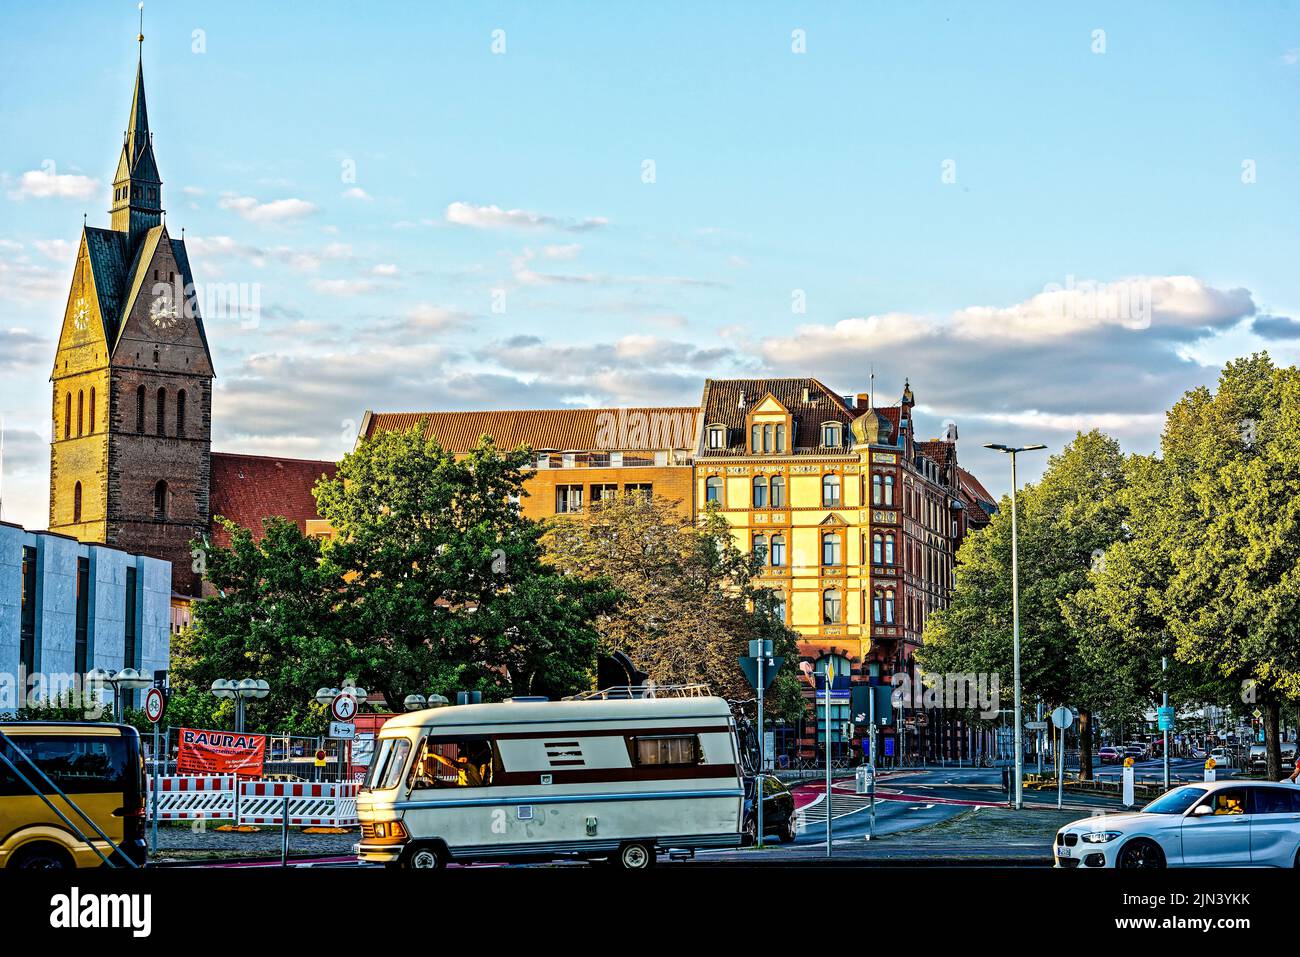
left=1054, top=780, right=1300, bottom=868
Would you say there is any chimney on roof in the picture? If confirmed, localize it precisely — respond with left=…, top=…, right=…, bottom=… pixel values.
left=801, top=387, right=810, bottom=404
left=945, top=421, right=959, bottom=442
left=738, top=390, right=747, bottom=409
left=843, top=394, right=856, bottom=409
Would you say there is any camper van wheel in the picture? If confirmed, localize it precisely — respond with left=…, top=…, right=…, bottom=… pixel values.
left=402, top=844, right=448, bottom=870
left=8, top=842, right=73, bottom=870
left=616, top=842, right=655, bottom=870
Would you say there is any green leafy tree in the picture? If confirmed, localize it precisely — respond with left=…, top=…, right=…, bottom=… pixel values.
left=313, top=425, right=616, bottom=706
left=922, top=430, right=1129, bottom=778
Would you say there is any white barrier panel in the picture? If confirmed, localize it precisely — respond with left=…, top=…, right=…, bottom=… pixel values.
left=237, top=780, right=359, bottom=827
left=147, top=775, right=237, bottom=820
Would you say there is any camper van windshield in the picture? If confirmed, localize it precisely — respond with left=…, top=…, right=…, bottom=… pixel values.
left=364, top=738, right=411, bottom=791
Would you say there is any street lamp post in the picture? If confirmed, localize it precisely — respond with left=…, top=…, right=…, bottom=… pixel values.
left=984, top=442, right=1046, bottom=811
left=210, top=678, right=270, bottom=732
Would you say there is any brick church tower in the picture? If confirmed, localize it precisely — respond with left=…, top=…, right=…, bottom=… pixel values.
left=48, top=33, right=214, bottom=596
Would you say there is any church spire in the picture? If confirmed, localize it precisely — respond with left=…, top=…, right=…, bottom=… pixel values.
left=109, top=4, right=162, bottom=246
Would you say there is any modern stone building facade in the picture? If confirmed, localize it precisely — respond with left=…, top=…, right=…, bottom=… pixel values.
left=0, top=522, right=171, bottom=712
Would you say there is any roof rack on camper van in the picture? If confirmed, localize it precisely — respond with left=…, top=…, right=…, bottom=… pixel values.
left=565, top=683, right=711, bottom=701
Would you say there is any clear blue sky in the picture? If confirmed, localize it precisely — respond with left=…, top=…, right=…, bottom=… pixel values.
left=2, top=1, right=1297, bottom=527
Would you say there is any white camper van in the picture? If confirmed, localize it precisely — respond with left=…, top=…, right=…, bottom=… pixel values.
left=355, top=689, right=744, bottom=869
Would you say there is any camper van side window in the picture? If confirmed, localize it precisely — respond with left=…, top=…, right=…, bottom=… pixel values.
left=628, top=735, right=701, bottom=767
left=364, top=738, right=411, bottom=791
left=409, top=736, right=501, bottom=789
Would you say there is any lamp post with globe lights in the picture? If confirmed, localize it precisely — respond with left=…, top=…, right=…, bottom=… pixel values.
left=210, top=678, right=270, bottom=733
left=403, top=693, right=450, bottom=711
left=87, top=667, right=154, bottom=719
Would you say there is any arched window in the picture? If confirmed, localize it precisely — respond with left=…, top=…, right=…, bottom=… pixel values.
left=77, top=390, right=84, bottom=436
left=885, top=533, right=896, bottom=565
left=136, top=385, right=146, bottom=433
left=770, top=475, right=785, bottom=508
left=88, top=388, right=96, bottom=433
left=822, top=473, right=840, bottom=506
left=872, top=474, right=883, bottom=505
left=885, top=589, right=896, bottom=624
left=770, top=534, right=786, bottom=567
left=822, top=588, right=842, bottom=624
left=768, top=590, right=787, bottom=623
left=752, top=474, right=768, bottom=508
left=821, top=532, right=841, bottom=566
left=884, top=474, right=895, bottom=506
left=176, top=389, right=187, bottom=438
left=873, top=590, right=883, bottom=623
left=156, top=388, right=166, bottom=436
left=775, top=424, right=785, bottom=453
left=64, top=392, right=71, bottom=439
left=154, top=480, right=168, bottom=520
left=705, top=475, right=722, bottom=504
left=753, top=534, right=768, bottom=566
left=872, top=533, right=883, bottom=565
left=73, top=482, right=82, bottom=523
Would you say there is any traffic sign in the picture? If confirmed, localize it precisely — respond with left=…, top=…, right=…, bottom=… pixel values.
left=1050, top=706, right=1073, bottom=730
left=1025, top=720, right=1048, bottom=731
left=144, top=687, right=167, bottom=724
left=329, top=721, right=356, bottom=740
left=738, top=655, right=784, bottom=690
left=330, top=692, right=358, bottom=722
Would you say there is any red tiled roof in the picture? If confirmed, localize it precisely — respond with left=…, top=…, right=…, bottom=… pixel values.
left=917, top=439, right=955, bottom=471
left=956, top=465, right=996, bottom=507
left=363, top=408, right=700, bottom=453
left=209, top=452, right=337, bottom=547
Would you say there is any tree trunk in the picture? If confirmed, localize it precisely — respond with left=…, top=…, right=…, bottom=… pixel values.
left=1264, top=696, right=1282, bottom=780
left=1078, top=709, right=1094, bottom=781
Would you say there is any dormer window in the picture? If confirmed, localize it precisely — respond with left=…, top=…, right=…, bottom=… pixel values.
left=821, top=422, right=842, bottom=447
left=707, top=425, right=726, bottom=449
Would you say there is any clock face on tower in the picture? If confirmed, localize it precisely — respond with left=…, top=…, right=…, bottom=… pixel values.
left=72, top=297, right=90, bottom=333
left=150, top=296, right=180, bottom=331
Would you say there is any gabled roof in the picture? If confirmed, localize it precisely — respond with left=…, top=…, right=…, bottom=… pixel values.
left=208, top=452, right=338, bottom=548
left=698, top=377, right=856, bottom=456
left=363, top=407, right=700, bottom=454
left=956, top=465, right=998, bottom=519
left=917, top=439, right=956, bottom=472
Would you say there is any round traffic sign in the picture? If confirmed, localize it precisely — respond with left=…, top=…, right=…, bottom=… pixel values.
left=1050, top=706, right=1073, bottom=730
left=330, top=692, right=357, bottom=722
left=1123, top=756, right=1134, bottom=768
left=1205, top=757, right=1216, bottom=770
left=144, top=687, right=167, bottom=724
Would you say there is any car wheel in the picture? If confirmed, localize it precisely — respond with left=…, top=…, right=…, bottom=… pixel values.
left=778, top=818, right=797, bottom=844
left=616, top=842, right=655, bottom=870
left=741, top=817, right=757, bottom=847
left=8, top=842, right=73, bottom=871
left=402, top=844, right=447, bottom=870
left=1117, top=838, right=1165, bottom=869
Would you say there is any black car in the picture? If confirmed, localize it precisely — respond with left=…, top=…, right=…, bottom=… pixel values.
left=742, top=774, right=797, bottom=845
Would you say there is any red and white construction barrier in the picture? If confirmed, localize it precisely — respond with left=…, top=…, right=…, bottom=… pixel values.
left=236, top=780, right=359, bottom=827
left=147, top=775, right=237, bottom=820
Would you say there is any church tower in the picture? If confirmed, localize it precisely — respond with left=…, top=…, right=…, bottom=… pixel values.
left=49, top=30, right=214, bottom=596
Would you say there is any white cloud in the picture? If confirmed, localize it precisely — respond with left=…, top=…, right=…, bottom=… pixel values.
left=33, top=239, right=74, bottom=262
left=446, top=201, right=609, bottom=232
left=218, top=194, right=318, bottom=224
left=542, top=243, right=582, bottom=260
left=372, top=263, right=399, bottom=277
left=310, top=278, right=378, bottom=296
left=341, top=187, right=372, bottom=201
left=7, top=168, right=97, bottom=201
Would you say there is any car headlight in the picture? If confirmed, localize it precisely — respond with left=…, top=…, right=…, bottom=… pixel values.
left=1081, top=831, right=1123, bottom=844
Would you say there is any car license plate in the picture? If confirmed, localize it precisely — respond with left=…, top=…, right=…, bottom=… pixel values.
left=1057, top=845, right=1071, bottom=858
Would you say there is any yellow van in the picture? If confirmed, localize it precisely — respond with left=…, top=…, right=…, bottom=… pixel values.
left=0, top=722, right=147, bottom=870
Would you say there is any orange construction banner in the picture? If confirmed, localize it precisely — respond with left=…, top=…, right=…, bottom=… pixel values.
left=176, top=727, right=267, bottom=777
